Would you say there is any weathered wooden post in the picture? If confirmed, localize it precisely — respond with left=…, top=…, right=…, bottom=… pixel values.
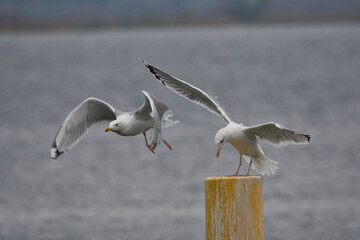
left=205, top=176, right=264, bottom=240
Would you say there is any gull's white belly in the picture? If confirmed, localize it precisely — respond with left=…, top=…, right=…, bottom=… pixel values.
left=229, top=140, right=253, bottom=156
left=228, top=131, right=258, bottom=157
left=120, top=118, right=154, bottom=136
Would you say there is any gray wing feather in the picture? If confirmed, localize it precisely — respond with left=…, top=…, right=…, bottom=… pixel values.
left=245, top=122, right=311, bottom=147
left=143, top=91, right=162, bottom=149
left=143, top=60, right=232, bottom=124
left=134, top=92, right=153, bottom=122
left=150, top=94, right=179, bottom=128
left=51, top=97, right=117, bottom=159
left=137, top=91, right=178, bottom=149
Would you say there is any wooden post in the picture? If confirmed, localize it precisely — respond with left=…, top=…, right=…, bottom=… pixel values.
left=205, top=176, right=264, bottom=240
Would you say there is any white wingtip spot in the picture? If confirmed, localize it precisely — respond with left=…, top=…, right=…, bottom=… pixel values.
left=51, top=148, right=58, bottom=159
left=51, top=146, right=64, bottom=160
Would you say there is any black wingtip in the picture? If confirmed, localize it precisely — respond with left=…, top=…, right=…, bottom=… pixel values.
left=142, top=59, right=166, bottom=85
left=141, top=58, right=148, bottom=66
left=144, top=61, right=158, bottom=77
left=51, top=140, right=64, bottom=160
left=306, top=134, right=311, bottom=143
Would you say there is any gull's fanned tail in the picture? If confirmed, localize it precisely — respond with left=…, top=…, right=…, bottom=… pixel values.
left=251, top=154, right=279, bottom=176
left=142, top=59, right=232, bottom=124
left=161, top=110, right=179, bottom=128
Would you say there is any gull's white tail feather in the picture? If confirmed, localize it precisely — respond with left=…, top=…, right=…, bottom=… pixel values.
left=162, top=111, right=179, bottom=128
left=251, top=154, right=279, bottom=176
left=162, top=119, right=179, bottom=128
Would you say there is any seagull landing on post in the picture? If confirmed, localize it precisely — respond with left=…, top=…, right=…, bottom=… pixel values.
left=143, top=60, right=311, bottom=176
left=51, top=91, right=179, bottom=159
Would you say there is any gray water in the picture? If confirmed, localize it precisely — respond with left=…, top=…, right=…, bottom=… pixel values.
left=0, top=23, right=359, bottom=240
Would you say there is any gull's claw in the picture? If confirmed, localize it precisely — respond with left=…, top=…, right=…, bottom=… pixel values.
left=144, top=132, right=155, bottom=153
left=147, top=145, right=155, bottom=153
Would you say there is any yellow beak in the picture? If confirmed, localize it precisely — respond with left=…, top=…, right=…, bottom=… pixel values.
left=216, top=147, right=221, bottom=158
left=104, top=127, right=112, bottom=132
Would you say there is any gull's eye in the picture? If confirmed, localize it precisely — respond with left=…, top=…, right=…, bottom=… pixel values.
left=115, top=124, right=118, bottom=126
left=220, top=139, right=224, bottom=144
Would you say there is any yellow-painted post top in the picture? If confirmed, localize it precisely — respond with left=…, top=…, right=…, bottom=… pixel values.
left=205, top=176, right=264, bottom=240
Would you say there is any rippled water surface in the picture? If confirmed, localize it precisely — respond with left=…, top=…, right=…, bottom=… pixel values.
left=0, top=23, right=359, bottom=240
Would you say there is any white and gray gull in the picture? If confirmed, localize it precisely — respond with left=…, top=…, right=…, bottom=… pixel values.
left=143, top=60, right=311, bottom=176
left=51, top=91, right=178, bottom=159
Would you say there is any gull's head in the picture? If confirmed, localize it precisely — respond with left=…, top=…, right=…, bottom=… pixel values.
left=105, top=119, right=122, bottom=133
left=215, top=129, right=228, bottom=158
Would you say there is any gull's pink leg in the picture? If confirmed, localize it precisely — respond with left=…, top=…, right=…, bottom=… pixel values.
left=226, top=155, right=243, bottom=177
left=235, top=154, right=243, bottom=176
left=162, top=138, right=172, bottom=150
left=245, top=157, right=253, bottom=176
left=143, top=132, right=155, bottom=153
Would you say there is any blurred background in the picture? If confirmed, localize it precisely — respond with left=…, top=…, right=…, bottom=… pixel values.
left=0, top=1, right=359, bottom=240
left=1, top=0, right=360, bottom=30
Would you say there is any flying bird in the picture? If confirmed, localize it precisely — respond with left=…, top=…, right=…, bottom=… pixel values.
left=51, top=91, right=178, bottom=159
left=143, top=60, right=310, bottom=176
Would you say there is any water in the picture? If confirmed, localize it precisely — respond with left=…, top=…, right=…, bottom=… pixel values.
left=0, top=23, right=359, bottom=240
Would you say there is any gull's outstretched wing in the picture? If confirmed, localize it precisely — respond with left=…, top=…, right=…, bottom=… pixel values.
left=142, top=60, right=232, bottom=124
left=136, top=91, right=178, bottom=149
left=245, top=122, right=311, bottom=147
left=51, top=98, right=117, bottom=159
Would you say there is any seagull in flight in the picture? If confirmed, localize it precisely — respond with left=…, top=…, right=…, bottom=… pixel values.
left=51, top=91, right=178, bottom=159
left=143, top=60, right=310, bottom=176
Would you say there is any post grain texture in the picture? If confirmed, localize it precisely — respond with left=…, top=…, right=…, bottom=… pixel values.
left=205, top=176, right=264, bottom=240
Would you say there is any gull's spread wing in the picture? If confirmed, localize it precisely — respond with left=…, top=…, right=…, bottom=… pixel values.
left=245, top=122, right=311, bottom=147
left=51, top=98, right=117, bottom=159
left=143, top=60, right=231, bottom=124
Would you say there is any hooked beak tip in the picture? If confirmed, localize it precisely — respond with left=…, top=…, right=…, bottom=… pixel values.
left=216, top=148, right=221, bottom=158
left=104, top=127, right=112, bottom=132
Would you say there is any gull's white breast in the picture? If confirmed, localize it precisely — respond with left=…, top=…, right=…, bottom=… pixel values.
left=226, top=123, right=259, bottom=157
left=118, top=113, right=154, bottom=136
